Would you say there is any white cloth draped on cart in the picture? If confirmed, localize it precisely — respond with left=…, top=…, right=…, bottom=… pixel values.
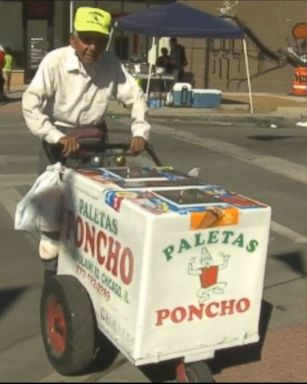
left=14, top=162, right=65, bottom=234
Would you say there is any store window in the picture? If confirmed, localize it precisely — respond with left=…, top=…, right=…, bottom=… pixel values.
left=0, top=1, right=23, bottom=68
left=24, top=0, right=54, bottom=82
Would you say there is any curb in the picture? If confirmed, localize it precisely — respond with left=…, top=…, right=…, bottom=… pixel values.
left=107, top=108, right=301, bottom=127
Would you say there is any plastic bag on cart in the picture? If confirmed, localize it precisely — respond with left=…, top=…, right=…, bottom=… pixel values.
left=14, top=162, right=65, bottom=235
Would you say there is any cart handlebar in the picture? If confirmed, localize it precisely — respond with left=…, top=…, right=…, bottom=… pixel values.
left=43, top=139, right=162, bottom=168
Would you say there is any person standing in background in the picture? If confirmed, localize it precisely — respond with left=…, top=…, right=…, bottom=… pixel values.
left=3, top=47, right=13, bottom=93
left=156, top=47, right=173, bottom=74
left=169, top=37, right=188, bottom=82
left=0, top=44, right=6, bottom=101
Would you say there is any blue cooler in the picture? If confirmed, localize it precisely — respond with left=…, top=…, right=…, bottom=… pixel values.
left=172, top=83, right=193, bottom=107
left=192, top=89, right=222, bottom=108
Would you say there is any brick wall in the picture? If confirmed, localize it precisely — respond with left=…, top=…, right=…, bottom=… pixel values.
left=179, top=0, right=306, bottom=93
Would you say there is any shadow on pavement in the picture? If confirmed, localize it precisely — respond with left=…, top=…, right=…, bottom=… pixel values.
left=271, top=250, right=306, bottom=277
left=0, top=287, right=27, bottom=317
left=222, top=97, right=248, bottom=106
left=0, top=96, right=22, bottom=106
left=208, top=299, right=273, bottom=375
left=136, top=300, right=274, bottom=382
left=248, top=135, right=294, bottom=141
left=140, top=360, right=176, bottom=382
left=89, top=331, right=120, bottom=373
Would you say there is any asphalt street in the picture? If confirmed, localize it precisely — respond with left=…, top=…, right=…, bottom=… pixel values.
left=0, top=96, right=306, bottom=382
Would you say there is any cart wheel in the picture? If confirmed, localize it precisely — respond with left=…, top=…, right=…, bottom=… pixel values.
left=176, top=359, right=214, bottom=383
left=40, top=275, right=97, bottom=375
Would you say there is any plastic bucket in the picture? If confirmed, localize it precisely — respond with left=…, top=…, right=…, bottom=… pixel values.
left=292, top=67, right=307, bottom=96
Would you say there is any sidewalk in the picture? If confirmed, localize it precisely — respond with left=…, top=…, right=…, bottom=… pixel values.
left=2, top=87, right=307, bottom=127
left=1, top=87, right=306, bottom=382
left=107, top=91, right=307, bottom=382
left=107, top=92, right=307, bottom=127
left=212, top=323, right=307, bottom=382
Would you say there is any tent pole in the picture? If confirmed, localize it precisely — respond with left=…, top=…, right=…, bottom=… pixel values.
left=145, top=36, right=156, bottom=101
left=70, top=1, right=74, bottom=33
left=106, top=25, right=115, bottom=52
left=242, top=38, right=253, bottom=114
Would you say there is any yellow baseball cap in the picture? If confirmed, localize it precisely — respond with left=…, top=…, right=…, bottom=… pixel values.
left=74, top=7, right=111, bottom=36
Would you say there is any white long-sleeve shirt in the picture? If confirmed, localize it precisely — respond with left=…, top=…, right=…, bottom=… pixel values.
left=22, top=45, right=151, bottom=144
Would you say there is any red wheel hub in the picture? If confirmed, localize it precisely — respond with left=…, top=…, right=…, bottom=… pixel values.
left=176, top=359, right=188, bottom=382
left=46, top=297, right=67, bottom=355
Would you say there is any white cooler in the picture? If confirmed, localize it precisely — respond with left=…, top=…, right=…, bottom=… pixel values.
left=192, top=89, right=222, bottom=108
left=172, top=82, right=193, bottom=107
left=58, top=166, right=271, bottom=366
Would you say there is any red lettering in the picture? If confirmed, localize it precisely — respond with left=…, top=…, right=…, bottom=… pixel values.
left=66, top=213, right=134, bottom=285
left=236, top=298, right=250, bottom=313
left=205, top=301, right=219, bottom=318
left=120, top=248, right=134, bottom=285
left=171, top=307, right=186, bottom=323
left=155, top=298, right=251, bottom=327
left=84, top=222, right=95, bottom=256
left=220, top=299, right=236, bottom=316
left=96, top=231, right=107, bottom=265
left=156, top=309, right=170, bottom=326
left=106, top=237, right=120, bottom=276
left=187, top=304, right=204, bottom=321
left=75, top=216, right=84, bottom=248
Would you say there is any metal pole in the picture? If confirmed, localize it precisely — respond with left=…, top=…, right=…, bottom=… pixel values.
left=106, top=25, right=115, bottom=52
left=145, top=36, right=156, bottom=101
left=70, top=1, right=74, bottom=33
left=204, top=38, right=212, bottom=89
left=243, top=38, right=253, bottom=114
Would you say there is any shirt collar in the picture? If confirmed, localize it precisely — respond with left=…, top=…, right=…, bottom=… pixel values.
left=65, top=45, right=82, bottom=73
left=65, top=46, right=101, bottom=77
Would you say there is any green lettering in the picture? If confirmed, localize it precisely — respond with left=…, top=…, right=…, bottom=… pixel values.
left=88, top=204, right=92, bottom=220
left=194, top=233, right=205, bottom=247
left=246, top=239, right=259, bottom=253
left=178, top=239, right=192, bottom=253
left=208, top=230, right=219, bottom=244
left=163, top=245, right=175, bottom=261
left=83, top=201, right=89, bottom=218
left=100, top=212, right=106, bottom=228
left=105, top=216, right=113, bottom=232
left=112, top=219, right=118, bottom=235
left=222, top=230, right=234, bottom=244
left=79, top=198, right=85, bottom=215
left=232, top=233, right=244, bottom=248
left=93, top=210, right=99, bottom=225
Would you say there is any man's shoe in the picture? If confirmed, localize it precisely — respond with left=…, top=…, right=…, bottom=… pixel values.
left=44, top=268, right=57, bottom=281
left=42, top=258, right=58, bottom=281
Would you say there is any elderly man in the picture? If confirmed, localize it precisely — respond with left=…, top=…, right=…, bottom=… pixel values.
left=22, top=6, right=150, bottom=174
left=22, top=6, right=151, bottom=278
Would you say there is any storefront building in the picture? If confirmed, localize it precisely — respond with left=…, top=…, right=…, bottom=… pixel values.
left=0, top=0, right=306, bottom=93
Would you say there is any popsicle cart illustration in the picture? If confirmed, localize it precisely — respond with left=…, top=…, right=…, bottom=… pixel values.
left=40, top=137, right=271, bottom=382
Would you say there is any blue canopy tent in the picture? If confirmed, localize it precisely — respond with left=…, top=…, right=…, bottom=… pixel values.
left=110, top=1, right=253, bottom=113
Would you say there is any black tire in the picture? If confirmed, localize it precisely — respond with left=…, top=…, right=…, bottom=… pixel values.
left=176, top=360, right=214, bottom=383
left=40, top=275, right=97, bottom=375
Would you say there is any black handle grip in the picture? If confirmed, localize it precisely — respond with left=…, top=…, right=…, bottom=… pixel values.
left=43, top=140, right=162, bottom=167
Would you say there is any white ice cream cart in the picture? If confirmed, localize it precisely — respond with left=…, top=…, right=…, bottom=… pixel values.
left=40, top=144, right=271, bottom=382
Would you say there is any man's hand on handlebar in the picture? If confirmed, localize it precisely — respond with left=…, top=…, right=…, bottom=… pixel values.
left=59, top=135, right=80, bottom=157
left=130, top=136, right=146, bottom=155
left=57, top=135, right=146, bottom=157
